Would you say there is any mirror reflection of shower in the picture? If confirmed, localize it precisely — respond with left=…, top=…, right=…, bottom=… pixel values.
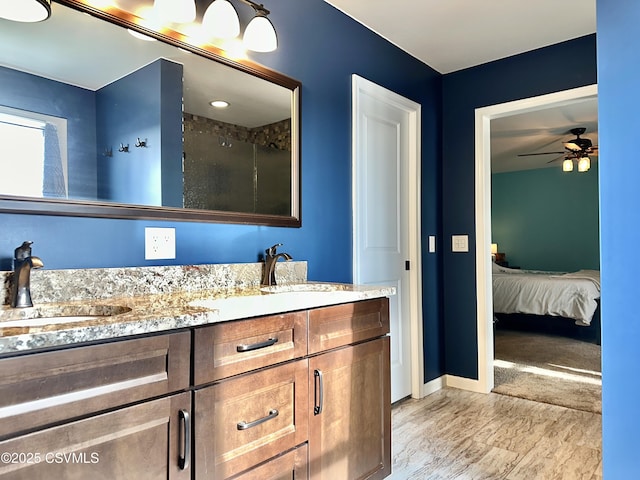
left=183, top=113, right=291, bottom=215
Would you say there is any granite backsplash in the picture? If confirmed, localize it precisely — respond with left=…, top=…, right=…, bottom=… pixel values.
left=1, top=261, right=307, bottom=305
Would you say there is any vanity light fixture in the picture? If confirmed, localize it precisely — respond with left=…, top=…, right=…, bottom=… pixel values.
left=203, top=0, right=240, bottom=39
left=153, top=0, right=196, bottom=24
left=242, top=2, right=277, bottom=52
left=210, top=100, right=230, bottom=108
left=203, top=0, right=277, bottom=52
left=0, top=0, right=51, bottom=22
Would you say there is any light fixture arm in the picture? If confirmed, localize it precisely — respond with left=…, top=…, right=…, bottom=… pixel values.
left=237, top=0, right=270, bottom=16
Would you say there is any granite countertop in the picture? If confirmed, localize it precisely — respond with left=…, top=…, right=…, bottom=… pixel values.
left=0, top=281, right=395, bottom=355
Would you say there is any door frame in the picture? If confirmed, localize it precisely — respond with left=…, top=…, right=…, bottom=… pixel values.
left=351, top=74, right=424, bottom=399
left=474, top=84, right=598, bottom=393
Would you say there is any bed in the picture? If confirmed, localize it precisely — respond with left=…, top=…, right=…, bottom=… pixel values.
left=492, top=263, right=601, bottom=328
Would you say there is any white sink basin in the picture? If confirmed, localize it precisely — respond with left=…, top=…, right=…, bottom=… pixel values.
left=0, top=305, right=131, bottom=328
left=260, top=283, right=350, bottom=294
left=190, top=284, right=358, bottom=321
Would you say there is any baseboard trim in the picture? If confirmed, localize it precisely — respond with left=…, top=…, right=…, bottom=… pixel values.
left=444, top=374, right=487, bottom=393
left=420, top=374, right=490, bottom=398
left=421, top=376, right=445, bottom=397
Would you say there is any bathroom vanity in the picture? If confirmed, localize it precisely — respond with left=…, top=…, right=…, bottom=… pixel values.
left=0, top=263, right=393, bottom=479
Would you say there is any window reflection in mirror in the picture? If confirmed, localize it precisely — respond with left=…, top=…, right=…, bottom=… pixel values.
left=0, top=1, right=300, bottom=225
left=0, top=106, right=68, bottom=198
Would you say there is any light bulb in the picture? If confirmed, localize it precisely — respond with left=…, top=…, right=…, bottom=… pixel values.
left=243, top=14, right=277, bottom=52
left=562, top=159, right=574, bottom=172
left=0, top=0, right=51, bottom=22
left=202, top=0, right=240, bottom=39
left=153, top=0, right=196, bottom=24
left=578, top=156, right=591, bottom=172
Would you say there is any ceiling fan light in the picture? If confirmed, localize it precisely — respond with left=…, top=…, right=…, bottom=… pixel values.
left=0, top=0, right=51, bottom=22
left=243, top=14, right=277, bottom=52
left=203, top=0, right=240, bottom=39
left=563, top=159, right=574, bottom=172
left=578, top=156, right=591, bottom=172
left=153, top=0, right=196, bottom=23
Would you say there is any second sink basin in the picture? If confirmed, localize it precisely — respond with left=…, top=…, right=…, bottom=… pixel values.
left=260, top=282, right=351, bottom=294
left=0, top=304, right=131, bottom=328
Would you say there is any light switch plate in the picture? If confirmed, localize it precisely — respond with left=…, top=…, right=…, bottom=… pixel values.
left=451, top=235, right=469, bottom=252
left=145, top=227, right=176, bottom=260
left=428, top=235, right=436, bottom=253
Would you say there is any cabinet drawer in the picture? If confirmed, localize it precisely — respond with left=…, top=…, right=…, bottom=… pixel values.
left=230, top=444, right=308, bottom=480
left=308, top=298, right=389, bottom=354
left=194, top=312, right=307, bottom=384
left=195, top=359, right=309, bottom=480
left=0, top=331, right=190, bottom=438
left=0, top=392, right=191, bottom=480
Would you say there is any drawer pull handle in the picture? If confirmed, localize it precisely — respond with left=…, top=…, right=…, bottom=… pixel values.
left=178, top=409, right=191, bottom=470
left=236, top=337, right=278, bottom=352
left=237, top=409, right=279, bottom=430
left=314, top=369, right=324, bottom=415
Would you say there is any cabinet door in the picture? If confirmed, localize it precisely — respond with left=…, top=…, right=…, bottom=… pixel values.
left=195, top=359, right=308, bottom=480
left=308, top=337, right=391, bottom=480
left=0, top=331, right=190, bottom=437
left=0, top=392, right=191, bottom=480
left=308, top=298, right=389, bottom=355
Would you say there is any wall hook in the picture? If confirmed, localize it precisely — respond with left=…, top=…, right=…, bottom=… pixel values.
left=119, top=143, right=129, bottom=153
left=103, top=147, right=113, bottom=157
left=135, top=137, right=147, bottom=148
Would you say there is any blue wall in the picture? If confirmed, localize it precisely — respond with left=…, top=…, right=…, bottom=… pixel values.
left=597, top=0, right=640, bottom=475
left=0, top=65, right=97, bottom=199
left=441, top=34, right=597, bottom=379
left=96, top=59, right=183, bottom=206
left=492, top=165, right=600, bottom=271
left=0, top=0, right=444, bottom=380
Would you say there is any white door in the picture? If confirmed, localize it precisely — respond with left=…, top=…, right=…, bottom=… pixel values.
left=352, top=75, right=422, bottom=402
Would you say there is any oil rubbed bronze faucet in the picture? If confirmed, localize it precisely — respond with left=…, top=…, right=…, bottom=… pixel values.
left=261, top=243, right=292, bottom=286
left=11, top=241, right=43, bottom=308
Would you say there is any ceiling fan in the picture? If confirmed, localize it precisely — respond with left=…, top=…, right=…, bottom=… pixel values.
left=517, top=127, right=598, bottom=162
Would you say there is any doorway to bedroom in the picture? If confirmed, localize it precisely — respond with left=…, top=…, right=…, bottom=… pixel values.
left=474, top=84, right=601, bottom=413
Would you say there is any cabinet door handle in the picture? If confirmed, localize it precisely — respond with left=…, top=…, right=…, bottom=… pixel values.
left=178, top=409, right=191, bottom=470
left=237, top=409, right=279, bottom=430
left=314, top=369, right=324, bottom=415
left=236, top=337, right=278, bottom=352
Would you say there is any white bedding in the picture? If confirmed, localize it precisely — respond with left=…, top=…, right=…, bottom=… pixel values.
left=492, top=264, right=601, bottom=326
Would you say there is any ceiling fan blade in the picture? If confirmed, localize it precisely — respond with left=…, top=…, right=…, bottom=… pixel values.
left=517, top=151, right=566, bottom=157
left=546, top=157, right=564, bottom=164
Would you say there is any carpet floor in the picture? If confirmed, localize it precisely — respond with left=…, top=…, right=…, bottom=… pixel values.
left=493, top=329, right=602, bottom=414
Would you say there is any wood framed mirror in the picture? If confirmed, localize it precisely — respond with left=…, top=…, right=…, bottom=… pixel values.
left=0, top=0, right=301, bottom=226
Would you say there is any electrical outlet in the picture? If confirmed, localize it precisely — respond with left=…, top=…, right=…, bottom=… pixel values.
left=145, top=227, right=176, bottom=260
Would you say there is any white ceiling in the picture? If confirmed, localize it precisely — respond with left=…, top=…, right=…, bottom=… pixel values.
left=324, top=0, right=598, bottom=173
left=323, top=0, right=596, bottom=74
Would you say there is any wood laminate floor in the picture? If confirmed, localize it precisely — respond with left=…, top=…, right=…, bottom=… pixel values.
left=390, top=388, right=602, bottom=480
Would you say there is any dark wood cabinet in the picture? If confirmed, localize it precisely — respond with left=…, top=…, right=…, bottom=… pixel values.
left=0, top=297, right=391, bottom=479
left=0, top=332, right=190, bottom=438
left=195, top=359, right=308, bottom=479
left=308, top=301, right=391, bottom=480
left=0, top=391, right=191, bottom=479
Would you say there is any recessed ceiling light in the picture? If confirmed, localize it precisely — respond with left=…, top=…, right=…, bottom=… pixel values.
left=210, top=100, right=229, bottom=108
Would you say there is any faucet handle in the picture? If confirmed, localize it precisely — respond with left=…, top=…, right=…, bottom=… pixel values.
left=14, top=241, right=34, bottom=260
left=265, top=243, right=283, bottom=257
